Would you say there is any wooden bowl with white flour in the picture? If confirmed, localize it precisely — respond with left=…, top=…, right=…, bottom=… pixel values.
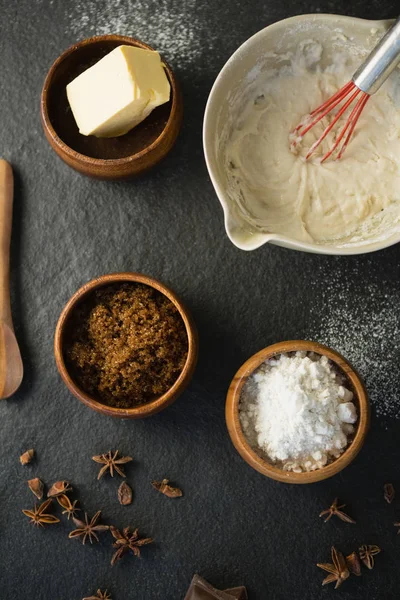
left=226, top=340, right=369, bottom=483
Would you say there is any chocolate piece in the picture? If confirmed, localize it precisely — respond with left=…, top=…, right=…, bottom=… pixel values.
left=184, top=575, right=247, bottom=600
left=224, top=587, right=248, bottom=600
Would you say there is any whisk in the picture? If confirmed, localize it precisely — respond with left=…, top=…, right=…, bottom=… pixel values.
left=292, top=17, right=400, bottom=163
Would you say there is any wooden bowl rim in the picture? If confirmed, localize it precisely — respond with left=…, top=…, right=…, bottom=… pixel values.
left=226, top=340, right=370, bottom=484
left=54, top=272, right=198, bottom=418
left=40, top=34, right=179, bottom=165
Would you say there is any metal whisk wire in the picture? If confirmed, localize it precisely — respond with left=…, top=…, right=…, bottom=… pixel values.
left=292, top=17, right=400, bottom=163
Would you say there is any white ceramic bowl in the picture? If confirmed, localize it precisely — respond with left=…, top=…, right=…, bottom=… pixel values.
left=203, top=14, right=398, bottom=255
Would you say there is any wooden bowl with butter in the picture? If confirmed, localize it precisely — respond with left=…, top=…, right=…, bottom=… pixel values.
left=226, top=340, right=370, bottom=484
left=41, top=35, right=183, bottom=179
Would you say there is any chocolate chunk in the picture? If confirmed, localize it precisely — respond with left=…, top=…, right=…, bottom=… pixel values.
left=184, top=575, right=247, bottom=600
left=224, top=587, right=248, bottom=600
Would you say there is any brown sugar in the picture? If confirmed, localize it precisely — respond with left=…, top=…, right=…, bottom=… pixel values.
left=64, top=283, right=188, bottom=408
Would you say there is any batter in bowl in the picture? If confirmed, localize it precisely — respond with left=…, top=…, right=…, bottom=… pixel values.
left=225, top=39, right=400, bottom=245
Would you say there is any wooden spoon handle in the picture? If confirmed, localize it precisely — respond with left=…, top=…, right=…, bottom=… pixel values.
left=0, top=160, right=14, bottom=329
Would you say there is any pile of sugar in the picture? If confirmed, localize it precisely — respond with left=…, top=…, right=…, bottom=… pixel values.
left=309, top=264, right=400, bottom=420
left=239, top=352, right=357, bottom=472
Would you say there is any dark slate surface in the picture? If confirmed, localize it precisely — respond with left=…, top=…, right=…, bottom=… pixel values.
left=1, top=1, right=400, bottom=598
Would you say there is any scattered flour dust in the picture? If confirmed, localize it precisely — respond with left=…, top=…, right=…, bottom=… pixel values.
left=309, top=265, right=400, bottom=420
left=66, top=0, right=205, bottom=69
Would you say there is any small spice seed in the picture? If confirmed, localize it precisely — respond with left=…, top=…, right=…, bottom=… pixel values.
left=151, top=478, right=183, bottom=498
left=27, top=478, right=44, bottom=500
left=384, top=483, right=395, bottom=504
left=118, top=482, right=133, bottom=505
left=20, top=449, right=34, bottom=465
left=319, top=498, right=355, bottom=524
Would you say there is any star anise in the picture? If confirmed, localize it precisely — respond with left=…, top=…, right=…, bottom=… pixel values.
left=47, top=480, right=72, bottom=498
left=319, top=498, right=355, bottom=523
left=110, top=526, right=153, bottom=565
left=69, top=511, right=109, bottom=544
left=359, top=545, right=381, bottom=570
left=92, top=450, right=133, bottom=480
left=22, top=499, right=60, bottom=527
left=317, top=546, right=350, bottom=589
left=57, top=494, right=80, bottom=519
left=83, top=590, right=111, bottom=600
left=152, top=479, right=183, bottom=498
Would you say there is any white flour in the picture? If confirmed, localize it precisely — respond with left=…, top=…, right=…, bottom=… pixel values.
left=66, top=0, right=204, bottom=70
left=239, top=352, right=357, bottom=472
left=309, top=263, right=400, bottom=420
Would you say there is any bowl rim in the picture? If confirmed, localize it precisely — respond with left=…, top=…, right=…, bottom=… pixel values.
left=225, top=340, right=370, bottom=483
left=41, top=34, right=179, bottom=166
left=54, top=272, right=198, bottom=418
left=203, top=14, right=399, bottom=255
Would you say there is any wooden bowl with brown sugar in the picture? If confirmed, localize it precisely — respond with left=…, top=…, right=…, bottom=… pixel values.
left=54, top=273, right=198, bottom=418
left=41, top=35, right=183, bottom=179
left=226, top=340, right=370, bottom=484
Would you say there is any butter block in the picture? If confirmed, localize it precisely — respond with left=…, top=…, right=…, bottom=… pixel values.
left=66, top=45, right=171, bottom=138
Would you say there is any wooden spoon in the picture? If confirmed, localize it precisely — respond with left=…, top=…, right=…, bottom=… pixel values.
left=0, top=160, right=23, bottom=398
